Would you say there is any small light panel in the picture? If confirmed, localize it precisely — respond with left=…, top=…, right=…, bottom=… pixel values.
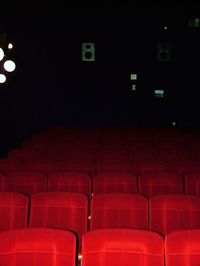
left=0, top=74, right=6, bottom=83
left=132, top=84, right=136, bottom=91
left=0, top=47, right=4, bottom=61
left=130, top=73, right=137, bottom=80
left=164, top=26, right=168, bottom=30
left=172, top=122, right=176, bottom=126
left=154, top=89, right=164, bottom=98
left=8, top=43, right=13, bottom=49
left=189, top=18, right=200, bottom=28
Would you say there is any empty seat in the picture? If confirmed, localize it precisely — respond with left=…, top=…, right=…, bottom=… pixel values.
left=134, top=160, right=170, bottom=175
left=0, top=228, right=76, bottom=266
left=129, top=150, right=161, bottom=161
left=23, top=160, right=59, bottom=174
left=57, top=160, right=95, bottom=175
left=149, top=194, right=200, bottom=235
left=165, top=229, right=200, bottom=266
left=95, top=150, right=129, bottom=160
left=37, top=150, right=66, bottom=160
left=29, top=192, right=88, bottom=250
left=0, top=173, right=4, bottom=191
left=185, top=173, right=200, bottom=195
left=48, top=173, right=91, bottom=195
left=93, top=173, right=137, bottom=194
left=160, top=149, right=191, bottom=161
left=8, top=149, right=39, bottom=160
left=0, top=159, right=23, bottom=173
left=91, top=193, right=148, bottom=230
left=82, top=228, right=164, bottom=266
left=96, top=160, right=132, bottom=174
left=0, top=192, right=28, bottom=232
left=172, top=161, right=200, bottom=175
left=5, top=172, right=47, bottom=196
left=138, top=173, right=183, bottom=197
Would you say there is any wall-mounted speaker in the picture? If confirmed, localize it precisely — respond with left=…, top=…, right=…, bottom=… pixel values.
left=158, top=43, right=170, bottom=62
left=82, top=43, right=95, bottom=62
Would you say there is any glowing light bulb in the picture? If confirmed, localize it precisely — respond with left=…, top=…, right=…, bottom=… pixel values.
left=0, top=74, right=6, bottom=83
left=4, top=60, right=16, bottom=72
left=0, top=48, right=4, bottom=61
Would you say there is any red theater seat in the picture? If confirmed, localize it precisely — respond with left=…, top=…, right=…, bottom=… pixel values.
left=93, top=173, right=137, bottom=194
left=0, top=228, right=76, bottom=266
left=82, top=229, right=164, bottom=266
left=172, top=161, right=200, bottom=175
left=0, top=192, right=28, bottom=232
left=23, top=160, right=59, bottom=174
left=95, top=150, right=129, bottom=160
left=0, top=159, right=23, bottom=173
left=8, top=149, right=39, bottom=160
left=57, top=160, right=95, bottom=175
left=0, top=173, right=4, bottom=190
left=96, top=160, right=132, bottom=174
left=29, top=192, right=88, bottom=250
left=165, top=229, right=200, bottom=266
left=48, top=173, right=91, bottom=195
left=149, top=194, right=200, bottom=235
left=37, top=150, right=66, bottom=160
left=5, top=172, right=47, bottom=196
left=160, top=149, right=191, bottom=161
left=138, top=173, right=183, bottom=197
left=185, top=173, right=200, bottom=195
left=91, top=193, right=148, bottom=230
left=134, top=160, right=170, bottom=175
left=129, top=150, right=161, bottom=161
left=68, top=149, right=96, bottom=160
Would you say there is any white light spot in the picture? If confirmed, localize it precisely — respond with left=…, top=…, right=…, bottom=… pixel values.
left=172, top=122, right=176, bottom=126
left=132, top=84, right=136, bottom=91
left=4, top=60, right=16, bottom=72
left=164, top=26, right=168, bottom=30
left=0, top=47, right=4, bottom=61
left=0, top=74, right=6, bottom=83
left=8, top=43, right=13, bottom=49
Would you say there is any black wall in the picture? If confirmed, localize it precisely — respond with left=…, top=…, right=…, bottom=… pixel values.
left=0, top=4, right=200, bottom=150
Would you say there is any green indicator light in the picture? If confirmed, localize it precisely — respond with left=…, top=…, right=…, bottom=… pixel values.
left=130, top=74, right=137, bottom=80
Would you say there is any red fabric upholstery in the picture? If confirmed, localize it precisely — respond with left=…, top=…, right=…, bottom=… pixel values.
left=96, top=160, right=132, bottom=174
left=37, top=150, right=66, bottom=160
left=91, top=193, right=148, bottom=230
left=8, top=149, right=39, bottom=160
left=57, top=160, right=95, bottom=175
left=29, top=192, right=88, bottom=250
left=93, top=173, right=137, bottom=194
left=0, top=173, right=4, bottom=190
left=165, top=229, right=200, bottom=266
left=82, top=228, right=164, bottom=266
left=149, top=195, right=200, bottom=235
left=48, top=172, right=91, bottom=195
left=0, top=228, right=76, bottom=266
left=5, top=172, right=47, bottom=196
left=138, top=173, right=183, bottom=197
left=185, top=173, right=200, bottom=195
left=68, top=149, right=96, bottom=160
left=22, top=140, right=47, bottom=150
left=95, top=150, right=129, bottom=160
left=160, top=149, right=191, bottom=161
left=0, top=159, right=23, bottom=173
left=172, top=161, right=200, bottom=175
left=0, top=192, right=28, bottom=232
left=134, top=160, right=170, bottom=175
left=129, top=150, right=161, bottom=161
left=23, top=160, right=59, bottom=174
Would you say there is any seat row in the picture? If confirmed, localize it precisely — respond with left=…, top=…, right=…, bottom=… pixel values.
left=1, top=191, right=200, bottom=249
left=1, top=171, right=200, bottom=197
left=9, top=147, right=200, bottom=160
left=0, top=227, right=199, bottom=266
left=1, top=158, right=200, bottom=175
